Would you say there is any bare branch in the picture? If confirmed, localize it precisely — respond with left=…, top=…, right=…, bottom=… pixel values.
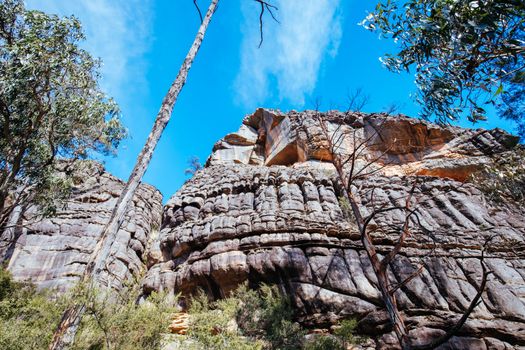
left=193, top=0, right=203, bottom=23
left=383, top=102, right=405, bottom=115
left=389, top=264, right=425, bottom=295
left=346, top=88, right=370, bottom=112
left=412, top=252, right=492, bottom=350
left=254, top=0, right=279, bottom=48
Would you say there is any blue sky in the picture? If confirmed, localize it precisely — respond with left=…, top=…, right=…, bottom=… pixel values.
left=26, top=0, right=518, bottom=201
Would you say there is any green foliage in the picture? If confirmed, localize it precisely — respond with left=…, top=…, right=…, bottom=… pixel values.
left=0, top=267, right=65, bottom=350
left=338, top=196, right=353, bottom=219
left=362, top=0, right=525, bottom=136
left=238, top=284, right=304, bottom=350
left=0, top=267, right=176, bottom=350
left=187, top=284, right=304, bottom=350
left=187, top=290, right=262, bottom=350
left=334, top=319, right=364, bottom=347
left=304, top=335, right=343, bottom=350
left=70, top=280, right=177, bottom=350
left=0, top=271, right=364, bottom=350
left=0, top=0, right=126, bottom=223
left=470, top=147, right=525, bottom=203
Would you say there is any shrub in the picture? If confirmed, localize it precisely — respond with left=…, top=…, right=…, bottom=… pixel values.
left=0, top=267, right=176, bottom=350
left=187, top=284, right=304, bottom=350
left=0, top=268, right=65, bottom=350
left=304, top=335, right=343, bottom=350
left=187, top=290, right=263, bottom=350
left=237, top=284, right=304, bottom=350
left=71, top=281, right=177, bottom=350
left=470, top=147, right=525, bottom=203
left=303, top=319, right=363, bottom=350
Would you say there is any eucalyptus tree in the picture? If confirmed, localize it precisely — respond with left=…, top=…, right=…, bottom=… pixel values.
left=362, top=0, right=525, bottom=136
left=0, top=0, right=125, bottom=229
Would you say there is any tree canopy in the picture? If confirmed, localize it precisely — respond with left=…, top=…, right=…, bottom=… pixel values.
left=0, top=0, right=126, bottom=224
left=362, top=0, right=525, bottom=137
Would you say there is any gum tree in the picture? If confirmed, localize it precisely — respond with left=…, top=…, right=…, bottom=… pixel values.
left=362, top=0, right=525, bottom=136
left=50, top=1, right=280, bottom=348
left=0, top=0, right=125, bottom=229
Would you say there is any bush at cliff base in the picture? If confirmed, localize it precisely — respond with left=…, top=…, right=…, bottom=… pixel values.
left=0, top=268, right=363, bottom=349
left=186, top=283, right=363, bottom=350
left=0, top=267, right=65, bottom=350
left=0, top=267, right=176, bottom=350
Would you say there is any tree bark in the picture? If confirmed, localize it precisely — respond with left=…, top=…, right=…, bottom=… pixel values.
left=48, top=1, right=219, bottom=349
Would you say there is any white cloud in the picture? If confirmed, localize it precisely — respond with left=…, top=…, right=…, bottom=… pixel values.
left=24, top=0, right=153, bottom=104
left=235, top=0, right=343, bottom=107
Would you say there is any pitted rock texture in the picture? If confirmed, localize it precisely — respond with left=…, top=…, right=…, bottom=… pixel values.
left=0, top=162, right=163, bottom=291
left=146, top=109, right=524, bottom=349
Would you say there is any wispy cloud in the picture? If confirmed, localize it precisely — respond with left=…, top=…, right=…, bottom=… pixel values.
left=235, top=0, right=343, bottom=107
left=24, top=0, right=153, bottom=104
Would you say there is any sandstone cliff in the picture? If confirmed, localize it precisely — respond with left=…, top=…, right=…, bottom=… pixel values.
left=0, top=161, right=163, bottom=291
left=2, top=109, right=524, bottom=349
left=144, top=109, right=525, bottom=349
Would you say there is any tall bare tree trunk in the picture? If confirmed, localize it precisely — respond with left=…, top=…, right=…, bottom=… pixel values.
left=48, top=1, right=219, bottom=349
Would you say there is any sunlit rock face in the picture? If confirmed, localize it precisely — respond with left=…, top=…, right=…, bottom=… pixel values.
left=208, top=108, right=518, bottom=181
left=1, top=162, right=163, bottom=292
left=145, top=109, right=525, bottom=349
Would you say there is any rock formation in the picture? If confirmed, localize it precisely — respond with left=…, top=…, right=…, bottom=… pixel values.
left=0, top=161, right=163, bottom=291
left=2, top=108, right=524, bottom=349
left=144, top=109, right=525, bottom=349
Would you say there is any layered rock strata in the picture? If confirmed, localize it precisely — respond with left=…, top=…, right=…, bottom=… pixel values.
left=2, top=108, right=523, bottom=349
left=145, top=109, right=525, bottom=349
left=1, top=161, right=163, bottom=291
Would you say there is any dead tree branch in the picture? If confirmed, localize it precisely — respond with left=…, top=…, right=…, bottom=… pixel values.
left=346, top=88, right=370, bottom=112
left=412, top=245, right=492, bottom=350
left=314, top=108, right=492, bottom=350
left=193, top=0, right=203, bottom=23
left=254, top=0, right=279, bottom=48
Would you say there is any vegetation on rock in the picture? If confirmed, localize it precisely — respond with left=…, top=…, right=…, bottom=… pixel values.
left=0, top=268, right=176, bottom=350
left=0, top=267, right=64, bottom=350
left=471, top=146, right=525, bottom=203
left=185, top=284, right=362, bottom=350
left=0, top=271, right=363, bottom=350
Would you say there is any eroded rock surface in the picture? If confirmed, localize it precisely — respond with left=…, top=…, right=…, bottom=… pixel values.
left=146, top=109, right=524, bottom=349
left=208, top=108, right=518, bottom=181
left=1, top=162, right=163, bottom=291
left=2, top=108, right=523, bottom=349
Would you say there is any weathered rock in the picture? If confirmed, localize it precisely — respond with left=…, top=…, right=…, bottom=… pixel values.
left=2, top=108, right=523, bottom=349
left=169, top=312, right=190, bottom=335
left=207, top=108, right=519, bottom=182
left=147, top=109, right=525, bottom=349
left=1, top=161, right=163, bottom=291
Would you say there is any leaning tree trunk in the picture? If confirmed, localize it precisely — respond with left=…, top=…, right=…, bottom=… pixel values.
left=48, top=1, right=220, bottom=349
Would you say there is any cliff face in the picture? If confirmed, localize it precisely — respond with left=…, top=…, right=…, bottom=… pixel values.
left=0, top=162, right=163, bottom=291
left=144, top=109, right=525, bottom=349
left=2, top=109, right=524, bottom=349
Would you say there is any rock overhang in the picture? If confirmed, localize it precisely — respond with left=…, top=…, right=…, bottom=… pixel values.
left=206, top=108, right=519, bottom=183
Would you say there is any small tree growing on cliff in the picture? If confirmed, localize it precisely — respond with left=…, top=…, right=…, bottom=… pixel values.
left=315, top=111, right=492, bottom=350
left=185, top=156, right=203, bottom=176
